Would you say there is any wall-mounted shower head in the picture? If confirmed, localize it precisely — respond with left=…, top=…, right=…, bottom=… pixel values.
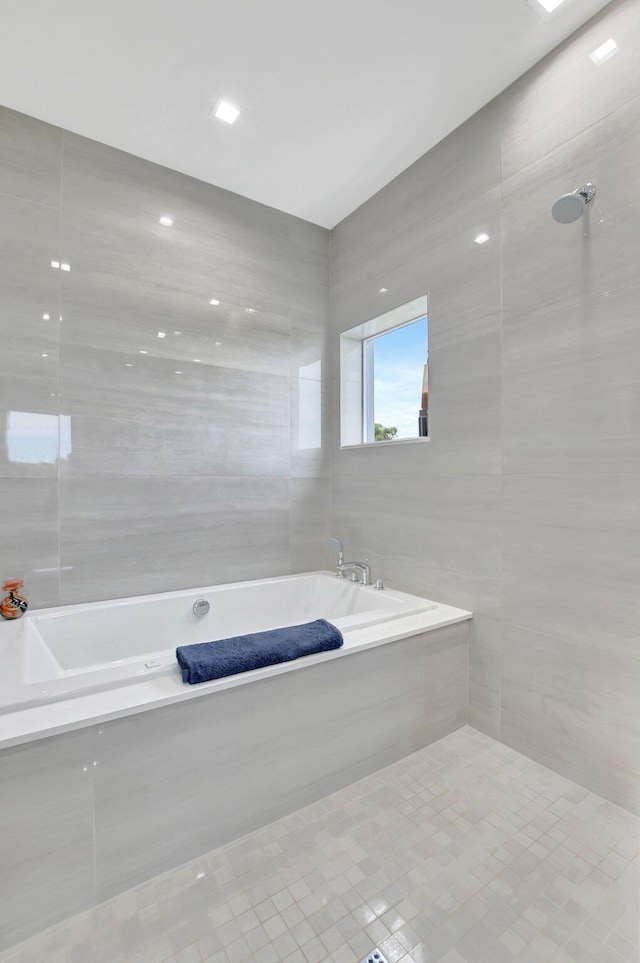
left=551, top=183, right=596, bottom=223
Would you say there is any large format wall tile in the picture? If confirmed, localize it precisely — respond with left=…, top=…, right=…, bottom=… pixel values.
left=321, top=546, right=500, bottom=622
left=0, top=192, right=62, bottom=479
left=332, top=472, right=501, bottom=582
left=331, top=185, right=501, bottom=337
left=0, top=478, right=59, bottom=607
left=422, top=624, right=468, bottom=740
left=501, top=623, right=640, bottom=813
left=331, top=97, right=501, bottom=285
left=61, top=133, right=292, bottom=316
left=468, top=616, right=501, bottom=740
left=0, top=107, right=62, bottom=207
left=0, top=193, right=61, bottom=362
left=426, top=320, right=502, bottom=476
left=501, top=0, right=640, bottom=179
left=291, top=277, right=330, bottom=380
left=59, top=345, right=290, bottom=477
left=503, top=473, right=640, bottom=661
left=290, top=377, right=331, bottom=479
left=289, top=216, right=331, bottom=287
left=92, top=626, right=466, bottom=899
left=0, top=730, right=95, bottom=949
left=0, top=103, right=331, bottom=608
left=57, top=214, right=293, bottom=367
left=60, top=283, right=293, bottom=376
left=330, top=0, right=640, bottom=813
left=60, top=476, right=291, bottom=603
left=503, top=286, right=640, bottom=475
left=501, top=95, right=640, bottom=319
left=290, top=477, right=330, bottom=572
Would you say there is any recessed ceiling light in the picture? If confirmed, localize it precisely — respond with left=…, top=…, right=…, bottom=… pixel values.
left=474, top=232, right=490, bottom=245
left=533, top=0, right=566, bottom=12
left=157, top=331, right=166, bottom=339
left=214, top=99, right=240, bottom=124
left=51, top=260, right=60, bottom=269
left=139, top=350, right=148, bottom=354
left=41, top=353, right=48, bottom=358
left=42, top=313, right=50, bottom=320
left=209, top=298, right=221, bottom=306
left=245, top=307, right=255, bottom=313
left=158, top=215, right=174, bottom=227
left=175, top=370, right=182, bottom=375
left=215, top=341, right=222, bottom=347
left=193, top=358, right=201, bottom=363
left=125, top=363, right=134, bottom=367
left=60, top=263, right=71, bottom=272
left=590, top=38, right=619, bottom=64
left=379, top=287, right=388, bottom=293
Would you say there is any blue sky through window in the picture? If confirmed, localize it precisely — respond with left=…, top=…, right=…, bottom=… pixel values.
left=372, top=316, right=428, bottom=439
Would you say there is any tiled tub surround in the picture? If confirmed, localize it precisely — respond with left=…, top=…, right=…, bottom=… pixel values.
left=0, top=616, right=469, bottom=950
left=330, top=0, right=640, bottom=814
left=1, top=728, right=637, bottom=963
left=0, top=105, right=332, bottom=610
left=0, top=571, right=470, bottom=744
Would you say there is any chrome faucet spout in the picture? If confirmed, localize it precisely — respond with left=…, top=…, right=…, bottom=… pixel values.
left=336, top=561, right=371, bottom=587
left=328, top=538, right=371, bottom=585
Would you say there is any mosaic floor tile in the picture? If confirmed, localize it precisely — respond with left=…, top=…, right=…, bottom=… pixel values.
left=1, top=727, right=638, bottom=963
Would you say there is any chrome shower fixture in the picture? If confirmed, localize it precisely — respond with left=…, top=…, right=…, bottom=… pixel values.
left=551, top=183, right=596, bottom=223
left=327, top=537, right=344, bottom=567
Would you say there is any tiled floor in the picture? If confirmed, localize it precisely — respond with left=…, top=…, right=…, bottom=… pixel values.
left=2, top=727, right=638, bottom=963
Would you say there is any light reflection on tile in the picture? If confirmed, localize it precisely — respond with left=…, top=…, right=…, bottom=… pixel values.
left=294, top=372, right=322, bottom=450
left=291, top=379, right=331, bottom=480
left=4, top=411, right=62, bottom=466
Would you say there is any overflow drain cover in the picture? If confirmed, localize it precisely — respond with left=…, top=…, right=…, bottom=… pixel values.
left=360, top=951, right=389, bottom=963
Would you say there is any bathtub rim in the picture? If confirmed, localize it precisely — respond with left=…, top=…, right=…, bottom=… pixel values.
left=0, top=571, right=471, bottom=750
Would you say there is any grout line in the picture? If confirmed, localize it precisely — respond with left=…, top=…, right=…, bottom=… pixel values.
left=55, top=131, right=64, bottom=606
left=89, top=727, right=98, bottom=904
left=498, top=92, right=504, bottom=747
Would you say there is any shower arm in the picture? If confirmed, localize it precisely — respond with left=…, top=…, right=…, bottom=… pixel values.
left=576, top=183, right=596, bottom=205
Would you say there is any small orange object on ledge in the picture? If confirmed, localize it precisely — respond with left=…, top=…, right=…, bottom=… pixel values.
left=0, top=579, right=28, bottom=620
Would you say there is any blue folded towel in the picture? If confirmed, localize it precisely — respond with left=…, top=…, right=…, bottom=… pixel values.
left=176, top=618, right=343, bottom=685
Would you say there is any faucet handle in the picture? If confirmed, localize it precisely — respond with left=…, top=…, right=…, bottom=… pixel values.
left=373, top=577, right=389, bottom=590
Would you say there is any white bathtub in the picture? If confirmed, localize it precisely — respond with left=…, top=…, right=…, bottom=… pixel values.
left=0, top=571, right=471, bottom=748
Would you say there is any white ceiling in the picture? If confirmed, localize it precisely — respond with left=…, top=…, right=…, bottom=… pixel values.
left=0, top=0, right=611, bottom=227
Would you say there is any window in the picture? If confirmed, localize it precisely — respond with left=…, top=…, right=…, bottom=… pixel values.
left=340, top=295, right=429, bottom=447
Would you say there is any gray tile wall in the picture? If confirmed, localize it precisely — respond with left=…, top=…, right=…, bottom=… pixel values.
left=330, top=0, right=640, bottom=813
left=0, top=108, right=331, bottom=606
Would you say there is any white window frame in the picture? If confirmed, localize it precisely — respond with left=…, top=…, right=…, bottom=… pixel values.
left=339, top=294, right=428, bottom=449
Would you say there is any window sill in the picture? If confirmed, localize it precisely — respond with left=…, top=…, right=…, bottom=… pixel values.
left=339, top=437, right=430, bottom=451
